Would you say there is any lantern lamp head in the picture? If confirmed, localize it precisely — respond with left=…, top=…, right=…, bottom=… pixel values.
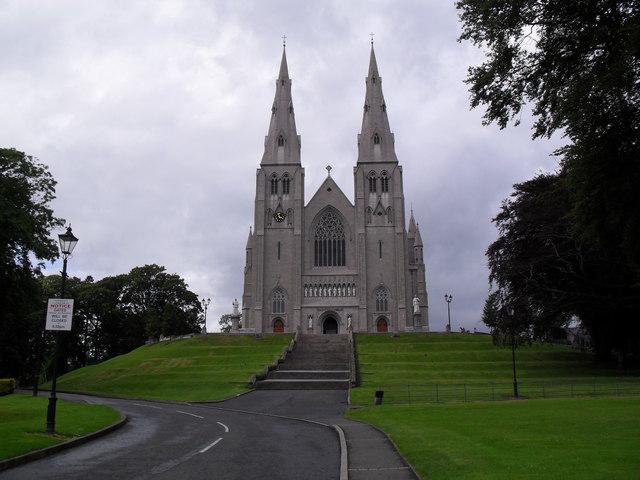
left=58, top=226, right=79, bottom=257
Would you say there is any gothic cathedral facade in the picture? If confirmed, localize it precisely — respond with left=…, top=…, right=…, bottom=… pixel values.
left=241, top=45, right=428, bottom=334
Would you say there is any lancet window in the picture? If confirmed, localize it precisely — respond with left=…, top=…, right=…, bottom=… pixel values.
left=282, top=173, right=290, bottom=194
left=270, top=175, right=278, bottom=195
left=375, top=287, right=390, bottom=312
left=380, top=172, right=389, bottom=193
left=313, top=209, right=346, bottom=267
left=368, top=172, right=377, bottom=193
left=277, top=135, right=285, bottom=147
left=373, top=133, right=380, bottom=144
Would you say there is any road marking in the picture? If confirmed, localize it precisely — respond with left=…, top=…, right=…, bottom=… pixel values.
left=132, top=402, right=162, bottom=409
left=199, top=437, right=223, bottom=453
left=176, top=410, right=204, bottom=419
left=217, top=421, right=230, bottom=433
left=349, top=467, right=410, bottom=471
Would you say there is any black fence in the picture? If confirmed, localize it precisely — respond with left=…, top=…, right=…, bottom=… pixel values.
left=371, top=379, right=640, bottom=405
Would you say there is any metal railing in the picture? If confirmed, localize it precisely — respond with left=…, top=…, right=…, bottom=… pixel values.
left=368, top=379, right=640, bottom=405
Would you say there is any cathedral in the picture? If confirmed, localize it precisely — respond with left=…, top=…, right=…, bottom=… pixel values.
left=240, top=44, right=429, bottom=335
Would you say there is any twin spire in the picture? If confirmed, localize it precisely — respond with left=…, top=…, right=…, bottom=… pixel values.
left=261, top=43, right=397, bottom=166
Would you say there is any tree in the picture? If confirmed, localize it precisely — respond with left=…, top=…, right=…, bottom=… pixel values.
left=0, top=148, right=64, bottom=380
left=458, top=1, right=640, bottom=361
left=218, top=314, right=233, bottom=333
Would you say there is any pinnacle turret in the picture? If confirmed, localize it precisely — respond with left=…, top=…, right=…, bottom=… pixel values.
left=414, top=223, right=424, bottom=247
left=261, top=46, right=300, bottom=165
left=357, top=44, right=398, bottom=164
left=408, top=209, right=417, bottom=238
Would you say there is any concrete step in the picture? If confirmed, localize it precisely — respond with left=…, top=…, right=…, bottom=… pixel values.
left=278, top=363, right=349, bottom=370
left=255, top=379, right=350, bottom=390
left=268, top=369, right=350, bottom=380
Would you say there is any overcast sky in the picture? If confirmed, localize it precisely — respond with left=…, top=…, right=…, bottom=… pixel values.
left=1, top=0, right=562, bottom=332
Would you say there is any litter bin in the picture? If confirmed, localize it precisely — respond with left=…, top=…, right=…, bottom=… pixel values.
left=374, top=390, right=384, bottom=405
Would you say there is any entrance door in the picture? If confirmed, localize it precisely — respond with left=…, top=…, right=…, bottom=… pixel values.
left=273, top=319, right=284, bottom=333
left=376, top=317, right=388, bottom=333
left=323, top=317, right=338, bottom=334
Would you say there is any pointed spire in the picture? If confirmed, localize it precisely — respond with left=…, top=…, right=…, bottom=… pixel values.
left=261, top=45, right=300, bottom=165
left=279, top=46, right=289, bottom=80
left=414, top=222, right=424, bottom=247
left=246, top=226, right=253, bottom=249
left=408, top=210, right=417, bottom=238
left=358, top=44, right=398, bottom=164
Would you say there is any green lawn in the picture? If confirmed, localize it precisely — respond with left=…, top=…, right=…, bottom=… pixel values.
left=49, top=334, right=292, bottom=401
left=351, top=333, right=639, bottom=404
left=0, top=394, right=121, bottom=461
left=348, top=397, right=640, bottom=479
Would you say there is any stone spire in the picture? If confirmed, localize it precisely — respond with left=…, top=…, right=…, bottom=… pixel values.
left=357, top=44, right=398, bottom=164
left=246, top=226, right=253, bottom=249
left=261, top=46, right=301, bottom=165
left=414, top=222, right=424, bottom=247
left=408, top=209, right=417, bottom=238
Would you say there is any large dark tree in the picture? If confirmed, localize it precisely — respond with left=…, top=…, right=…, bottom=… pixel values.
left=0, top=148, right=64, bottom=380
left=458, top=1, right=640, bottom=360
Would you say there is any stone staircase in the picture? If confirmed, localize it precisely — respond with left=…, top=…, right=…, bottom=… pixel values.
left=255, top=334, right=351, bottom=390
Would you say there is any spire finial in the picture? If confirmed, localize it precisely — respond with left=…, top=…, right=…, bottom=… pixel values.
left=282, top=34, right=286, bottom=48
left=326, top=165, right=332, bottom=176
left=369, top=32, right=375, bottom=45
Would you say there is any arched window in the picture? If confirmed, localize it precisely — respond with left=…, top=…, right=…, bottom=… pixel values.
left=314, top=208, right=346, bottom=267
left=272, top=289, right=286, bottom=314
left=373, top=133, right=380, bottom=145
left=282, top=173, right=290, bottom=194
left=368, top=172, right=377, bottom=193
left=270, top=175, right=278, bottom=195
left=380, top=172, right=389, bottom=193
left=277, top=135, right=285, bottom=147
left=375, top=287, right=389, bottom=311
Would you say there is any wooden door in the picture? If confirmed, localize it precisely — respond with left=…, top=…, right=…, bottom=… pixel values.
left=376, top=317, right=388, bottom=333
left=273, top=319, right=284, bottom=333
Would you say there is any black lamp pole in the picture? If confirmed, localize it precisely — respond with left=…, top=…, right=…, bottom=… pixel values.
left=510, top=307, right=519, bottom=399
left=201, top=297, right=211, bottom=332
left=46, top=226, right=78, bottom=434
left=444, top=294, right=453, bottom=333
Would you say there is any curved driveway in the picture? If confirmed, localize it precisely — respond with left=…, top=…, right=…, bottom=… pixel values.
left=1, top=392, right=339, bottom=480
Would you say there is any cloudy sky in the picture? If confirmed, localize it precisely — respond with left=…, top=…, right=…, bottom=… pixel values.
left=1, top=0, right=562, bottom=332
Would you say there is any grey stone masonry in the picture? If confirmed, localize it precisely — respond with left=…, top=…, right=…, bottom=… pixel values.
left=241, top=44, right=429, bottom=334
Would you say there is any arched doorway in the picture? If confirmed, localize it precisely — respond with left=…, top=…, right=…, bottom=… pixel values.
left=376, top=317, right=388, bottom=333
left=273, top=319, right=284, bottom=333
left=323, top=317, right=338, bottom=334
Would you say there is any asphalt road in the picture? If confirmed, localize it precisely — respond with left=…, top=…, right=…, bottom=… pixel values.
left=2, top=392, right=340, bottom=480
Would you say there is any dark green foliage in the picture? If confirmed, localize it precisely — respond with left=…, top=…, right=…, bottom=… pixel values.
left=457, top=1, right=640, bottom=360
left=0, top=148, right=64, bottom=380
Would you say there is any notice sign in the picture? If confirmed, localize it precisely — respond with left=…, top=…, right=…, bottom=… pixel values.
left=45, top=299, right=74, bottom=331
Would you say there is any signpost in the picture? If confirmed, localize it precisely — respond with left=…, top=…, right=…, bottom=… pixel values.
left=45, top=299, right=74, bottom=331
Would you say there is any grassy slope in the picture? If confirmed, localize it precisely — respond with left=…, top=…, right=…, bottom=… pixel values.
left=52, top=334, right=292, bottom=401
left=348, top=397, right=640, bottom=480
left=0, top=394, right=121, bottom=460
left=352, top=333, right=639, bottom=404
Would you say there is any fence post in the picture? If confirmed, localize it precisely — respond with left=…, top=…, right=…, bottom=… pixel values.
left=435, top=383, right=439, bottom=403
left=464, top=384, right=467, bottom=403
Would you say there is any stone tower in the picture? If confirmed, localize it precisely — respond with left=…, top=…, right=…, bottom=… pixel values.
left=240, top=45, right=429, bottom=334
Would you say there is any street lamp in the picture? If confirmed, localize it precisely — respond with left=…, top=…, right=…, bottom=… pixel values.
left=444, top=294, right=453, bottom=333
left=201, top=297, right=211, bottom=334
left=509, top=306, right=519, bottom=399
left=46, top=226, right=78, bottom=434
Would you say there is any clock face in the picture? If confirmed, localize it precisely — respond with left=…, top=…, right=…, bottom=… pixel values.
left=274, top=211, right=286, bottom=223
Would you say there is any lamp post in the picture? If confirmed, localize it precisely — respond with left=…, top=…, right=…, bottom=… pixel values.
left=46, top=226, right=78, bottom=434
left=509, top=306, right=519, bottom=399
left=201, top=297, right=211, bottom=334
left=444, top=294, right=453, bottom=333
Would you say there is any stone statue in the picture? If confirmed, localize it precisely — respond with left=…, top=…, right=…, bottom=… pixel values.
left=308, top=315, right=313, bottom=330
left=232, top=298, right=240, bottom=315
left=413, top=295, right=420, bottom=315
left=347, top=314, right=352, bottom=331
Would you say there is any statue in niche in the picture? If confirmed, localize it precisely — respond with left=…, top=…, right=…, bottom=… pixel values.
left=413, top=295, right=421, bottom=315
left=232, top=298, right=240, bottom=315
left=308, top=315, right=313, bottom=330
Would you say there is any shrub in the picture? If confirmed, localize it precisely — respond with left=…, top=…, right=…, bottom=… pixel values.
left=0, top=378, right=16, bottom=396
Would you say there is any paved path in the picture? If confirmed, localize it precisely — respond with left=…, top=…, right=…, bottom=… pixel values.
left=1, top=392, right=339, bottom=480
left=215, top=390, right=418, bottom=479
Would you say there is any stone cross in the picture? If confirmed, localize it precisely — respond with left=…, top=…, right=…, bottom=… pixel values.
left=326, top=165, right=332, bottom=176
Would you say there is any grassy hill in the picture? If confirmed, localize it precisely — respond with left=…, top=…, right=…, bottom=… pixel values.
left=51, top=334, right=292, bottom=401
left=351, top=333, right=639, bottom=405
